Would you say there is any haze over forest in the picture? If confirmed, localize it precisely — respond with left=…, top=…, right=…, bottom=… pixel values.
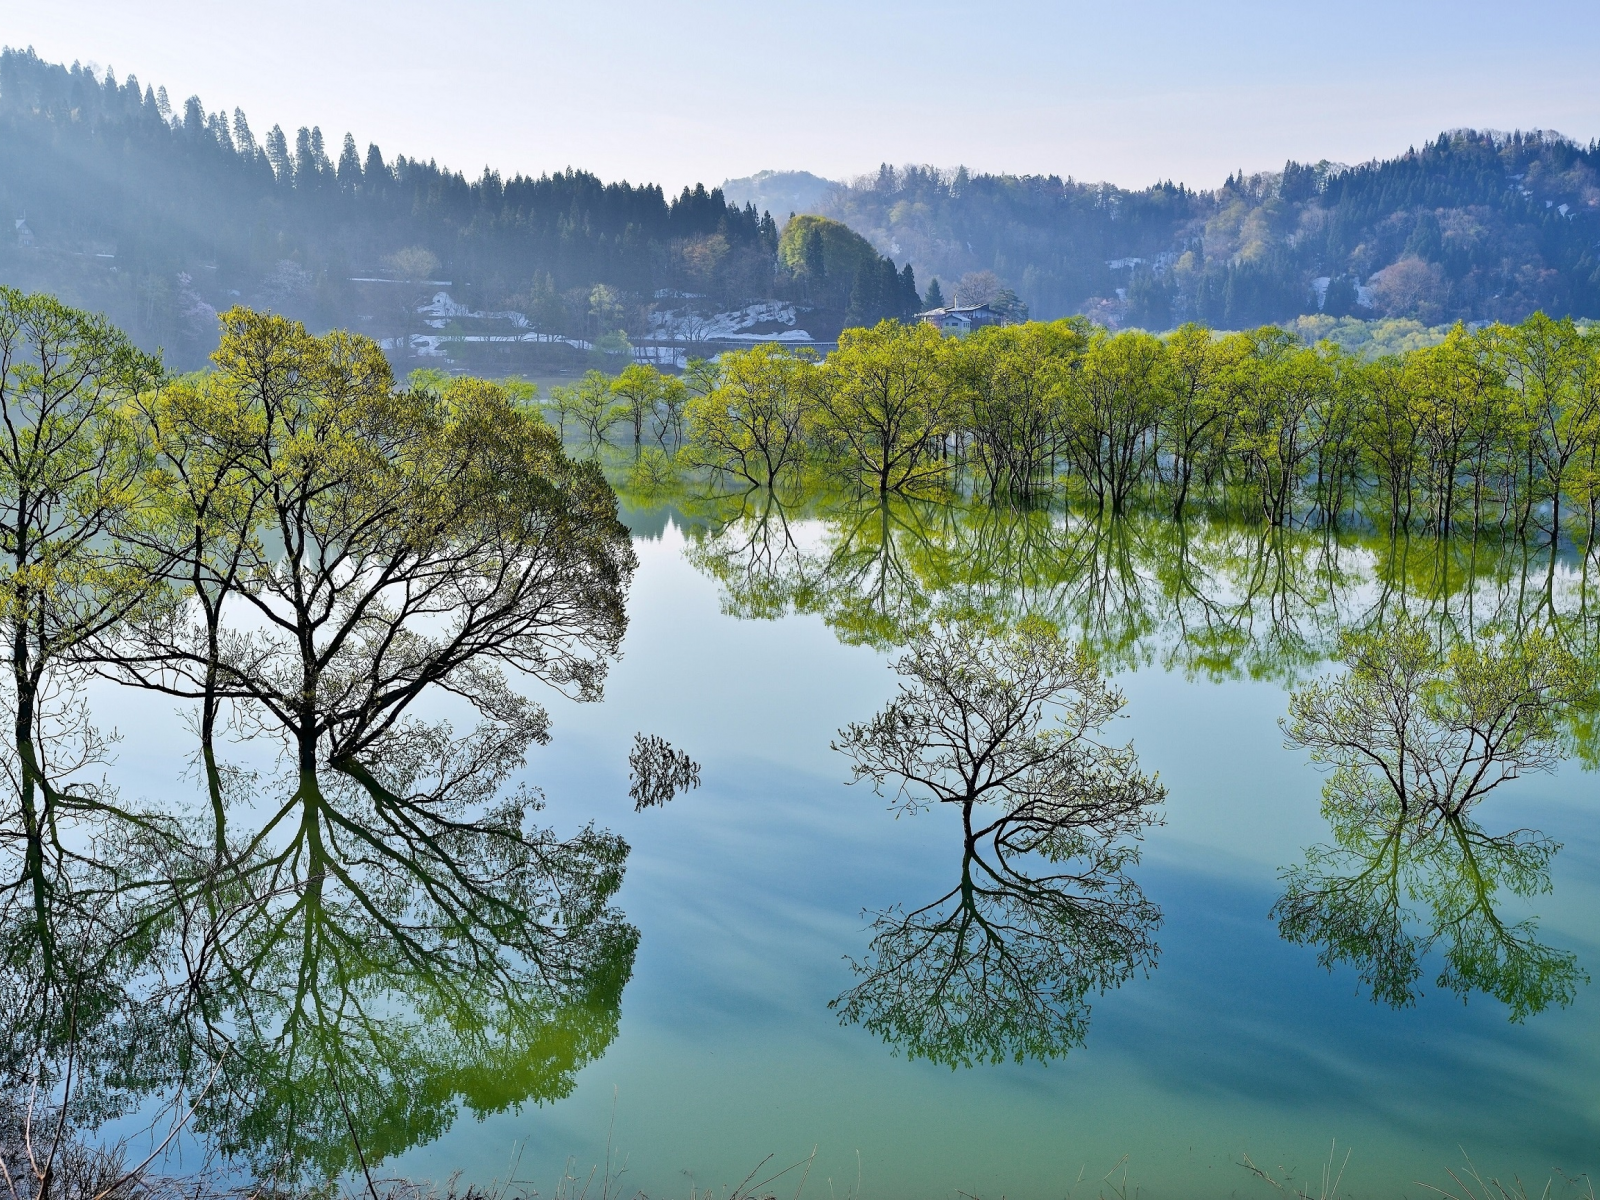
left=2, top=46, right=1598, bottom=369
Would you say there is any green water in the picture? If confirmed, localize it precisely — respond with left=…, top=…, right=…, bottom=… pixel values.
left=85, top=492, right=1600, bottom=1199
left=371, top=493, right=1596, bottom=1200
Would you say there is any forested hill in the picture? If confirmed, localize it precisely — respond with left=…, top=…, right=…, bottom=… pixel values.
left=4, top=47, right=1599, bottom=370
left=0, top=49, right=921, bottom=368
left=807, top=136, right=1600, bottom=329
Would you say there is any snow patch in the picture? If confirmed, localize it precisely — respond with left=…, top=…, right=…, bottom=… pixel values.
left=648, top=301, right=806, bottom=342
left=417, top=291, right=531, bottom=327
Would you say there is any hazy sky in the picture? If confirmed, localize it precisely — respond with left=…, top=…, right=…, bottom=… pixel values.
left=8, top=1, right=1599, bottom=193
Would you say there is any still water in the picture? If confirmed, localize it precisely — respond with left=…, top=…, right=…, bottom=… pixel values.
left=96, top=494, right=1600, bottom=1199
left=368, top=495, right=1599, bottom=1200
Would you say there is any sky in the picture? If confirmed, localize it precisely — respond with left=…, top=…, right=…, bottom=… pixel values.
left=6, top=1, right=1600, bottom=193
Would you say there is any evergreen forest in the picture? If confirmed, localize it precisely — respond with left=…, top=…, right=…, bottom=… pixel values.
left=5, top=48, right=1600, bottom=374
left=813, top=139, right=1600, bottom=329
left=0, top=49, right=921, bottom=368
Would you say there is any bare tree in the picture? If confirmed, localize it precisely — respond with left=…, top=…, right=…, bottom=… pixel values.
left=627, top=734, right=701, bottom=811
left=830, top=617, right=1164, bottom=1064
left=1283, top=615, right=1590, bottom=825
left=951, top=270, right=1002, bottom=308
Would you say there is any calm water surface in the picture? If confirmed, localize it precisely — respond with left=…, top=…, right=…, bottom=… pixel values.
left=339, top=498, right=1599, bottom=1200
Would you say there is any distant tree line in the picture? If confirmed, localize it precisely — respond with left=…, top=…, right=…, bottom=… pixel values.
left=821, top=136, right=1600, bottom=328
left=597, top=313, right=1600, bottom=544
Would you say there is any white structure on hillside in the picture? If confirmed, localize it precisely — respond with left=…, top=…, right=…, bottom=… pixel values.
left=916, top=303, right=1003, bottom=333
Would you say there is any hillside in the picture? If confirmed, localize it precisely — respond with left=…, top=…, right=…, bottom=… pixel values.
left=3, top=45, right=1598, bottom=370
left=733, top=136, right=1600, bottom=330
left=0, top=49, right=919, bottom=368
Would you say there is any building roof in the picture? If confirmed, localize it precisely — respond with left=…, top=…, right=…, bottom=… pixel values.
left=914, top=303, right=995, bottom=320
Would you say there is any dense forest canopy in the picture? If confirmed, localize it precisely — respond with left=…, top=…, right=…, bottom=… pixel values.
left=775, top=136, right=1600, bottom=330
left=4, top=46, right=1599, bottom=370
left=0, top=48, right=921, bottom=367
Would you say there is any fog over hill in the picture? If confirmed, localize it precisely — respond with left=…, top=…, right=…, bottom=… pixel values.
left=2, top=45, right=1597, bottom=373
left=730, top=138, right=1600, bottom=330
left=720, top=171, right=836, bottom=223
left=0, top=49, right=928, bottom=369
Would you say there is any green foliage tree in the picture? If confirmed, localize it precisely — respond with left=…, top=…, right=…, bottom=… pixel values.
left=0, top=289, right=165, bottom=981
left=544, top=381, right=583, bottom=440
left=684, top=345, right=817, bottom=488
left=1061, top=330, right=1172, bottom=515
left=651, top=375, right=689, bottom=449
left=1158, top=324, right=1236, bottom=518
left=1501, top=313, right=1600, bottom=542
left=777, top=216, right=880, bottom=285
left=1277, top=617, right=1593, bottom=1018
left=660, top=309, right=1600, bottom=549
left=1285, top=617, right=1590, bottom=824
left=103, top=314, right=639, bottom=1099
left=1225, top=331, right=1335, bottom=525
left=950, top=319, right=1085, bottom=499
left=609, top=363, right=664, bottom=450
left=816, top=320, right=951, bottom=495
left=681, top=356, right=720, bottom=399
left=571, top=369, right=619, bottom=448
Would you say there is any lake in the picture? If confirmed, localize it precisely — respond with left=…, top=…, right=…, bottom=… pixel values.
left=301, top=492, right=1600, bottom=1200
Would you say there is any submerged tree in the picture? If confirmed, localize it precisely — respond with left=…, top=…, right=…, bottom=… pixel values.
left=951, top=319, right=1084, bottom=500
left=1276, top=616, right=1591, bottom=1018
left=684, top=344, right=817, bottom=488
left=609, top=363, right=665, bottom=451
left=627, top=734, right=701, bottom=811
left=66, top=311, right=642, bottom=1183
left=816, top=320, right=951, bottom=495
left=104, top=308, right=637, bottom=976
left=0, top=300, right=652, bottom=1194
left=1283, top=616, right=1590, bottom=824
left=1060, top=330, right=1170, bottom=516
left=570, top=369, right=619, bottom=450
left=831, top=618, right=1164, bottom=1065
left=0, top=288, right=168, bottom=993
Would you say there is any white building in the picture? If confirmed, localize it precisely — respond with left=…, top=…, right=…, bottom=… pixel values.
left=916, top=303, right=1003, bottom=333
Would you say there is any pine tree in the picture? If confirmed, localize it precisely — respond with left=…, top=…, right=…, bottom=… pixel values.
left=899, top=263, right=918, bottom=318
left=1322, top=275, right=1358, bottom=317
left=845, top=261, right=875, bottom=329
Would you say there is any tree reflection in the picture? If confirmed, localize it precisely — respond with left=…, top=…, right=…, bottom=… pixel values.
left=830, top=619, right=1163, bottom=1066
left=182, top=853, right=633, bottom=1179
left=673, top=485, right=1600, bottom=690
left=1276, top=617, right=1591, bottom=1019
left=1, top=723, right=637, bottom=1186
left=669, top=483, right=1600, bottom=1031
left=1, top=313, right=644, bottom=1193
left=681, top=487, right=810, bottom=622
left=1275, top=809, right=1579, bottom=1021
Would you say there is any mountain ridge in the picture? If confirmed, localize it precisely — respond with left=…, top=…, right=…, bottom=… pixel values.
left=731, top=135, right=1600, bottom=329
left=2, top=45, right=1596, bottom=371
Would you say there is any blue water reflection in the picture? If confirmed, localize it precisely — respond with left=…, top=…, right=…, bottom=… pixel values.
left=385, top=512, right=1597, bottom=1200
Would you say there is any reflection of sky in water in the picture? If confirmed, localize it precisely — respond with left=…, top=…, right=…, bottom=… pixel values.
left=91, top=518, right=1600, bottom=1199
